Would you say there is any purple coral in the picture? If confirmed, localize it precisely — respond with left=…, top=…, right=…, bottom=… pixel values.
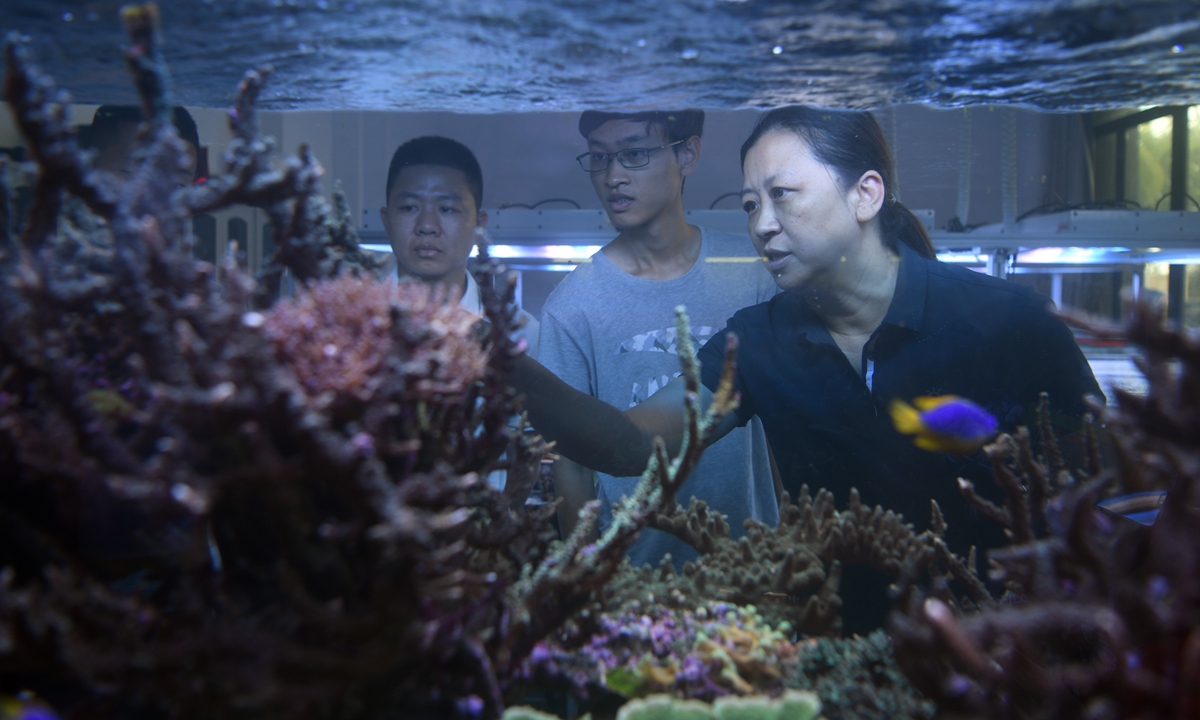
left=527, top=602, right=800, bottom=701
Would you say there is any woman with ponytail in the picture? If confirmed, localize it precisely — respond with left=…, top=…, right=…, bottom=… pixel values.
left=513, top=107, right=1101, bottom=631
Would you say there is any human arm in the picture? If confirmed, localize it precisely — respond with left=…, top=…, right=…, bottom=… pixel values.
left=553, top=457, right=598, bottom=541
left=509, top=353, right=673, bottom=477
left=508, top=340, right=742, bottom=478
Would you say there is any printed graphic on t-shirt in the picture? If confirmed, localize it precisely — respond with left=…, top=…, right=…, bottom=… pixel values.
left=619, top=326, right=717, bottom=408
left=629, top=372, right=682, bottom=408
left=616, top=326, right=716, bottom=355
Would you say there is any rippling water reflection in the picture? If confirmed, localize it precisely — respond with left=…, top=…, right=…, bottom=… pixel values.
left=2, top=0, right=1199, bottom=110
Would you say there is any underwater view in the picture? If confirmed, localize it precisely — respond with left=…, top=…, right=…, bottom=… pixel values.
left=2, top=2, right=1200, bottom=719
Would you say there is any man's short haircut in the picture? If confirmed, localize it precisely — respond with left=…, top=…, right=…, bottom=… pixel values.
left=385, top=136, right=483, bottom=209
left=577, top=109, right=705, bottom=145
left=85, top=105, right=201, bottom=154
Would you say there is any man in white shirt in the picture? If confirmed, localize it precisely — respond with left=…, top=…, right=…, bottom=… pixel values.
left=380, top=135, right=538, bottom=352
left=381, top=136, right=539, bottom=492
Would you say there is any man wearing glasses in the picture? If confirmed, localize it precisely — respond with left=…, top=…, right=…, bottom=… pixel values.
left=537, top=110, right=780, bottom=568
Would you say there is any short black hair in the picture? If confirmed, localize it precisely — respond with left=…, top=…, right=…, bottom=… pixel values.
left=85, top=104, right=200, bottom=154
left=577, top=109, right=704, bottom=145
left=385, top=136, right=483, bottom=209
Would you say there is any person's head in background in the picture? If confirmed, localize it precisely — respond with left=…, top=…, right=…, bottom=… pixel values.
left=85, top=105, right=200, bottom=190
left=380, top=136, right=486, bottom=302
left=576, top=109, right=703, bottom=233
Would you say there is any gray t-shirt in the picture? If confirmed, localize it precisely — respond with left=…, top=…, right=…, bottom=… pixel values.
left=537, top=227, right=780, bottom=567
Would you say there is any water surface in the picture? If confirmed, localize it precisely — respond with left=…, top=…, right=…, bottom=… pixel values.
left=2, top=0, right=1199, bottom=111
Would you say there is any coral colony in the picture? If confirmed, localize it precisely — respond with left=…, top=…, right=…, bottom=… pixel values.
left=2, top=7, right=1200, bottom=720
left=889, top=305, right=1200, bottom=720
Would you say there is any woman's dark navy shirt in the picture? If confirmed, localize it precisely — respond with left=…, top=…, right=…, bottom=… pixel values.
left=697, top=242, right=1104, bottom=559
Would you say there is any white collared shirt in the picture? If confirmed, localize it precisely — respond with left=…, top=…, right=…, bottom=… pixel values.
left=385, top=261, right=540, bottom=493
left=383, top=260, right=539, bottom=358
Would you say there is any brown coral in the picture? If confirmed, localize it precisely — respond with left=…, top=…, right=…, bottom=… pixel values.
left=590, top=483, right=987, bottom=640
left=890, top=306, right=1200, bottom=720
left=0, top=9, right=697, bottom=719
left=0, top=12, right=741, bottom=717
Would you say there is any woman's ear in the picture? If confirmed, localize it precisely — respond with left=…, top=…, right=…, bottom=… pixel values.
left=852, top=169, right=886, bottom=223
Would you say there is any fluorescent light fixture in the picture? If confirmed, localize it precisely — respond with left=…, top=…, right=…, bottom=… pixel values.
left=506, top=264, right=580, bottom=272
left=360, top=243, right=603, bottom=262
left=471, top=245, right=602, bottom=260
left=936, top=251, right=988, bottom=264
left=1017, top=247, right=1131, bottom=264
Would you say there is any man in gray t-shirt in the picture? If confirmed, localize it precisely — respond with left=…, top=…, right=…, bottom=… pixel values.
left=537, top=109, right=779, bottom=567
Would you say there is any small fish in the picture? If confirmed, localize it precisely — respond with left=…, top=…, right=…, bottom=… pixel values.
left=890, top=395, right=999, bottom=454
left=1096, top=491, right=1167, bottom=527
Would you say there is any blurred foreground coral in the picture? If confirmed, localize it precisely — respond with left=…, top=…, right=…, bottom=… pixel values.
left=5, top=6, right=1199, bottom=720
left=889, top=304, right=1200, bottom=720
left=0, top=5, right=718, bottom=719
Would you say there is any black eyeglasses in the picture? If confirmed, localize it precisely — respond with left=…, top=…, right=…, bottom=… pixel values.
left=575, top=139, right=685, bottom=173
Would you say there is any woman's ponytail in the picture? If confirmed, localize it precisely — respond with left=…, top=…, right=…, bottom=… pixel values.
left=881, top=196, right=936, bottom=259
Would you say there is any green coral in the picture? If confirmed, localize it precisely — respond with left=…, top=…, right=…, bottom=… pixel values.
left=501, top=708, right=591, bottom=720
left=786, top=631, right=932, bottom=720
left=616, top=695, right=713, bottom=720
left=614, top=691, right=821, bottom=720
left=503, top=690, right=821, bottom=720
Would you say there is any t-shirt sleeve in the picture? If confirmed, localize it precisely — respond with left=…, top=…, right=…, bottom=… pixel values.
left=514, top=309, right=540, bottom=361
left=697, top=320, right=756, bottom=427
left=715, top=228, right=779, bottom=305
left=536, top=310, right=594, bottom=396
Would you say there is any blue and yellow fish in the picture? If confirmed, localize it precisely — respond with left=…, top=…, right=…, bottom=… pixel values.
left=889, top=395, right=999, bottom=454
left=1, top=694, right=60, bottom=720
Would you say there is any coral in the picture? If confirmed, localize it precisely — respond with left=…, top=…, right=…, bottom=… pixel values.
left=524, top=602, right=799, bottom=702
left=787, top=631, right=933, bottom=720
left=528, top=412, right=982, bottom=715
left=0, top=8, right=733, bottom=720
left=889, top=302, right=1200, bottom=720
left=589, top=485, right=988, bottom=641
left=262, top=276, right=489, bottom=427
left=501, top=708, right=578, bottom=720
left=497, top=305, right=742, bottom=684
left=502, top=690, right=822, bottom=720
left=614, top=690, right=821, bottom=720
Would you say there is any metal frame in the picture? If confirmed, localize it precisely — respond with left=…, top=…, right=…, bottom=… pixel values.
left=1093, top=106, right=1192, bottom=322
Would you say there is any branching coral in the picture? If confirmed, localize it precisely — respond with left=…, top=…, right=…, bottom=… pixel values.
left=0, top=8, right=728, bottom=720
left=498, top=305, right=741, bottom=681
left=527, top=405, right=982, bottom=714
left=890, top=302, right=1200, bottom=720
left=588, top=484, right=988, bottom=642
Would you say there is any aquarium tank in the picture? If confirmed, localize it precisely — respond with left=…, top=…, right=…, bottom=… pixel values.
left=1, top=2, right=1199, bottom=719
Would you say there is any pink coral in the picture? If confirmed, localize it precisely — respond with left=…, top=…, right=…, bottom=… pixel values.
left=263, top=276, right=487, bottom=403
